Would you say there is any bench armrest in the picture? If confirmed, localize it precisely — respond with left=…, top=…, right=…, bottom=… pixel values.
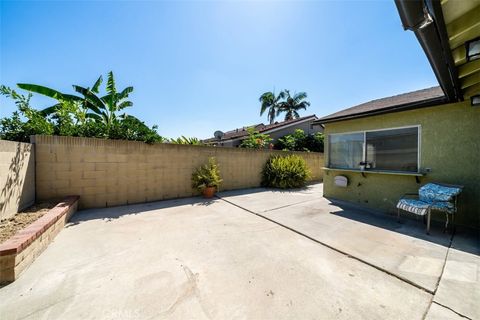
left=400, top=193, right=419, bottom=199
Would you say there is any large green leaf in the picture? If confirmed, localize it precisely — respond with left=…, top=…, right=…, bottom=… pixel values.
left=39, top=103, right=62, bottom=116
left=85, top=113, right=103, bottom=122
left=118, top=100, right=133, bottom=110
left=117, top=86, right=133, bottom=100
left=82, top=100, right=103, bottom=115
left=91, top=75, right=103, bottom=93
left=17, top=83, right=65, bottom=100
left=106, top=71, right=116, bottom=95
left=61, top=94, right=83, bottom=101
left=73, top=85, right=107, bottom=111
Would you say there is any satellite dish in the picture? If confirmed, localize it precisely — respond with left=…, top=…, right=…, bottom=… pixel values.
left=214, top=130, right=224, bottom=140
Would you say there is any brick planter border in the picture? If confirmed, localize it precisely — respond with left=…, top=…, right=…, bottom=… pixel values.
left=0, top=196, right=79, bottom=284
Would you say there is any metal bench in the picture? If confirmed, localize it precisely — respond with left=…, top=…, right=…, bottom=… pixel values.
left=396, top=182, right=463, bottom=234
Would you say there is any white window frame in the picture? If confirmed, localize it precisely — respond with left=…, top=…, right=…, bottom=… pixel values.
left=328, top=125, right=421, bottom=173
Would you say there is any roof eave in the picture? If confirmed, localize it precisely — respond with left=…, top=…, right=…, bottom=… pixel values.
left=314, top=96, right=447, bottom=124
left=394, top=0, right=462, bottom=102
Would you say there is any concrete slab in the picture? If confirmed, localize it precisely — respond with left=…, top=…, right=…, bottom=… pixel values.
left=434, top=231, right=480, bottom=320
left=425, top=303, right=466, bottom=320
left=220, top=186, right=452, bottom=293
left=218, top=183, right=323, bottom=213
left=0, top=197, right=431, bottom=319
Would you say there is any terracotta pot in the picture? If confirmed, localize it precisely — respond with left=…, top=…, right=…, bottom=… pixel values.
left=202, top=186, right=216, bottom=198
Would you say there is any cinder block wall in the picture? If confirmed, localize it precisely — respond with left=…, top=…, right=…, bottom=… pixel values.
left=32, top=135, right=323, bottom=209
left=0, top=140, right=35, bottom=219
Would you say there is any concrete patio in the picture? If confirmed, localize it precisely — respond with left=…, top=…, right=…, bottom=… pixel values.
left=0, top=183, right=478, bottom=319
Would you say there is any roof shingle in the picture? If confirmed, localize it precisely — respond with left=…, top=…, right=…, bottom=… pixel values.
left=206, top=115, right=318, bottom=142
left=317, top=86, right=446, bottom=123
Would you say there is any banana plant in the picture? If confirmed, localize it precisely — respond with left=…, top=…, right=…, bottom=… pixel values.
left=17, top=72, right=135, bottom=132
left=16, top=83, right=83, bottom=116
left=17, top=75, right=102, bottom=120
left=169, top=136, right=203, bottom=145
left=71, top=71, right=134, bottom=131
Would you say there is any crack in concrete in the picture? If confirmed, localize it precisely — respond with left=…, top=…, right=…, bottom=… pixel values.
left=431, top=301, right=473, bottom=320
left=421, top=234, right=454, bottom=320
left=257, top=197, right=321, bottom=213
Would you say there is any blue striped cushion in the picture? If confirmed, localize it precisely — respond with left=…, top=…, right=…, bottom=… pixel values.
left=397, top=199, right=429, bottom=215
left=397, top=198, right=455, bottom=215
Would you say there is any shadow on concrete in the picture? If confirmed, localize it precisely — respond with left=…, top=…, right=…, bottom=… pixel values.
left=66, top=196, right=219, bottom=227
left=217, top=183, right=319, bottom=198
left=450, top=229, right=480, bottom=256
left=325, top=197, right=479, bottom=255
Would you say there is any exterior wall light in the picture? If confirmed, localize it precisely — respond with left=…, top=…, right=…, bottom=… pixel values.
left=466, top=38, right=480, bottom=62
left=471, top=94, right=480, bottom=107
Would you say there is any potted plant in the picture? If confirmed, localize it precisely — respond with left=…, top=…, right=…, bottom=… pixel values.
left=192, top=157, right=223, bottom=198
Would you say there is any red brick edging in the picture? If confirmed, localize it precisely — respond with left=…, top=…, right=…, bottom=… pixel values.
left=0, top=196, right=79, bottom=283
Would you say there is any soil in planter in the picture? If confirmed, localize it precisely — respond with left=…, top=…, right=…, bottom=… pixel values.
left=0, top=202, right=56, bottom=244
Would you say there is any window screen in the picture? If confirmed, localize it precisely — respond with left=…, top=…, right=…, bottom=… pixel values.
left=328, top=127, right=419, bottom=173
left=365, top=127, right=418, bottom=172
left=328, top=133, right=364, bottom=169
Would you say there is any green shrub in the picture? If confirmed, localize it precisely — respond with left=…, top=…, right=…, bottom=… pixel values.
left=274, top=129, right=324, bottom=152
left=240, top=127, right=272, bottom=149
left=192, top=157, right=223, bottom=191
left=261, top=154, right=310, bottom=189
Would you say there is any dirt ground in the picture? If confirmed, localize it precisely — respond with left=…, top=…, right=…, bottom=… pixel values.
left=0, top=202, right=56, bottom=244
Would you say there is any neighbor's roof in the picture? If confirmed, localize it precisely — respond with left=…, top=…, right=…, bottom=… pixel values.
left=205, top=114, right=319, bottom=142
left=315, top=86, right=446, bottom=124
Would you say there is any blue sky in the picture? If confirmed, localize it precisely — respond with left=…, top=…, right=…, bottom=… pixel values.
left=0, top=0, right=438, bottom=139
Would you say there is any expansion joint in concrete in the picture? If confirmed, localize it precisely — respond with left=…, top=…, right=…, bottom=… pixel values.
left=217, top=196, right=435, bottom=295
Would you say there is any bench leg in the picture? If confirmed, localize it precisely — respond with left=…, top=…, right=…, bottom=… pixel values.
left=452, top=214, right=456, bottom=234
left=426, top=211, right=431, bottom=235
left=444, top=214, right=449, bottom=233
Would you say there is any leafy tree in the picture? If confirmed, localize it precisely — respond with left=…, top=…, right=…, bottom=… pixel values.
left=275, top=129, right=324, bottom=152
left=304, top=132, right=324, bottom=152
left=109, top=115, right=165, bottom=144
left=278, top=90, right=310, bottom=121
left=240, top=127, right=272, bottom=149
left=19, top=72, right=134, bottom=135
left=1, top=73, right=165, bottom=144
left=0, top=86, right=54, bottom=142
left=259, top=90, right=285, bottom=124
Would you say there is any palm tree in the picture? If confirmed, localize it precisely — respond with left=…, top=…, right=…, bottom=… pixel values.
left=277, top=90, right=310, bottom=121
left=259, top=90, right=285, bottom=124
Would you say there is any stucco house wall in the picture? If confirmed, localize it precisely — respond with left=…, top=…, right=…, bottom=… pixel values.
left=322, top=99, right=480, bottom=228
